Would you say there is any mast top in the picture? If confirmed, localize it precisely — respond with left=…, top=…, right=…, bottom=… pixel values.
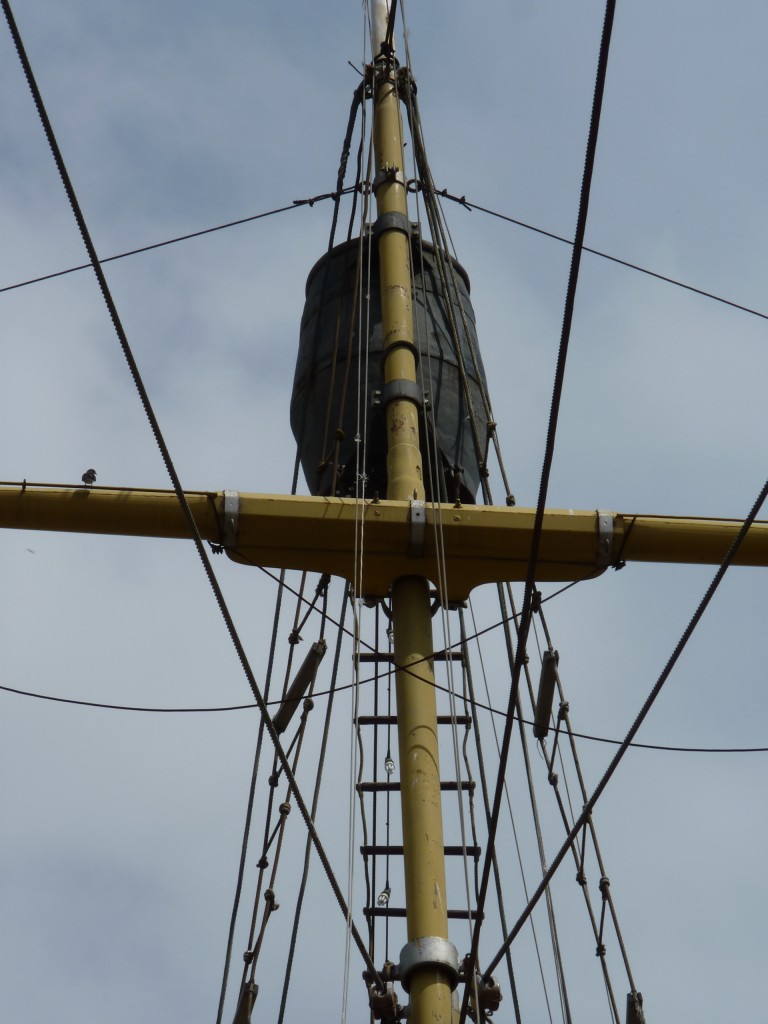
left=371, top=0, right=395, bottom=58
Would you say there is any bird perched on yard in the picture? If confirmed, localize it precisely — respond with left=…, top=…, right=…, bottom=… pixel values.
left=81, top=468, right=97, bottom=487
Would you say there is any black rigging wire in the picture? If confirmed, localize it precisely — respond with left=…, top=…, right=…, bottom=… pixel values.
left=214, top=551, right=295, bottom=1024
left=461, top=6, right=617, bottom=1018
left=1, top=0, right=381, bottom=986
left=450, top=194, right=768, bottom=323
left=0, top=190, right=354, bottom=296
left=458, top=608, right=522, bottom=1021
left=383, top=0, right=398, bottom=55
left=3, top=189, right=765, bottom=329
left=5, top=676, right=766, bottom=750
left=535, top=605, right=638, bottom=998
left=483, top=473, right=768, bottom=980
left=277, top=587, right=351, bottom=1023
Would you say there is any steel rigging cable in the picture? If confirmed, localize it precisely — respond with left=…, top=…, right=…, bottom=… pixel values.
left=460, top=2, right=622, bottom=1015
left=1, top=0, right=381, bottom=986
left=4, top=186, right=765, bottom=328
left=461, top=5, right=619, bottom=1020
left=484, top=472, right=768, bottom=979
left=5, top=676, right=767, bottom=753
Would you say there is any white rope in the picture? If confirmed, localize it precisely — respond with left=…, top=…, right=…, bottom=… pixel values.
left=341, top=15, right=375, bottom=1022
left=467, top=597, right=558, bottom=1023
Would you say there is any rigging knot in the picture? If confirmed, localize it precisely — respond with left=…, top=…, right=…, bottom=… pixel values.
left=365, top=962, right=402, bottom=1022
left=458, top=959, right=502, bottom=1018
left=472, top=974, right=503, bottom=1017
left=264, top=889, right=279, bottom=912
left=367, top=981, right=402, bottom=1022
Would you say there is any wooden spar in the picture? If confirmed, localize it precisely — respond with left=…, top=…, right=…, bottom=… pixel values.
left=2, top=485, right=767, bottom=599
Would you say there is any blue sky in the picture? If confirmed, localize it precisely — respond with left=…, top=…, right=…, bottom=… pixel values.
left=1, top=2, right=767, bottom=1022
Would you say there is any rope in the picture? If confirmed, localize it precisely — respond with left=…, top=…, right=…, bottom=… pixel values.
left=404, top=86, right=516, bottom=505
left=512, top=684, right=575, bottom=1024
left=403, top=101, right=479, bottom=938
left=484, top=474, right=768, bottom=979
left=316, top=82, right=367, bottom=489
left=214, top=540, right=294, bottom=1024
left=536, top=604, right=638, bottom=999
left=459, top=607, right=523, bottom=1023
left=364, top=603, right=382, bottom=958
left=0, top=190, right=355, bottom=296
left=442, top=194, right=768, bottom=325
left=5, top=676, right=767, bottom=754
left=460, top=6, right=617, bottom=1017
left=277, top=586, right=350, bottom=1022
left=468, top=592, right=559, bottom=1022
left=1, top=0, right=381, bottom=985
left=525, top=616, right=621, bottom=1020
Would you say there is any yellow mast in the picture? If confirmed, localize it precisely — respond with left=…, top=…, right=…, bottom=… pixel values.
left=369, top=3, right=455, bottom=1019
left=2, top=8, right=768, bottom=1023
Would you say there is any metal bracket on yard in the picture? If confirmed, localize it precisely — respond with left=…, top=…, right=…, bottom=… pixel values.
left=409, top=499, right=426, bottom=557
left=222, top=490, right=240, bottom=549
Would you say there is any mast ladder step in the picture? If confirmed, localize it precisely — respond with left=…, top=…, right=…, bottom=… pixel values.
left=356, top=650, right=464, bottom=664
left=356, top=714, right=471, bottom=727
left=357, top=780, right=475, bottom=793
left=361, top=844, right=481, bottom=860
left=364, top=906, right=482, bottom=921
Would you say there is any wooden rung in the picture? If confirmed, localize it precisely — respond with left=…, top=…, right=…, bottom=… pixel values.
left=356, top=714, right=471, bottom=727
left=356, top=651, right=464, bottom=663
left=357, top=780, right=474, bottom=793
left=364, top=906, right=481, bottom=920
left=360, top=844, right=481, bottom=860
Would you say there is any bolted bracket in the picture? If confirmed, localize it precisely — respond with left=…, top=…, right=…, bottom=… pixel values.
left=368, top=982, right=403, bottom=1022
left=373, top=164, right=406, bottom=192
left=222, top=490, right=240, bottom=549
left=373, top=210, right=411, bottom=239
left=372, top=379, right=425, bottom=411
left=409, top=499, right=426, bottom=557
left=470, top=974, right=502, bottom=1017
left=596, top=510, right=614, bottom=567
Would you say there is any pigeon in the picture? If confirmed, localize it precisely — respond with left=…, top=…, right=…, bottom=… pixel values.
left=81, top=468, right=97, bottom=487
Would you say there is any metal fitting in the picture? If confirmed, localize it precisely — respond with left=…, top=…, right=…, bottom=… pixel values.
left=373, top=211, right=410, bottom=239
left=398, top=936, right=460, bottom=992
left=222, top=490, right=239, bottom=548
left=373, top=165, right=405, bottom=192
left=596, top=510, right=614, bottom=567
left=368, top=982, right=402, bottom=1021
left=372, top=379, right=425, bottom=410
left=409, top=499, right=426, bottom=557
left=470, top=974, right=502, bottom=1016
